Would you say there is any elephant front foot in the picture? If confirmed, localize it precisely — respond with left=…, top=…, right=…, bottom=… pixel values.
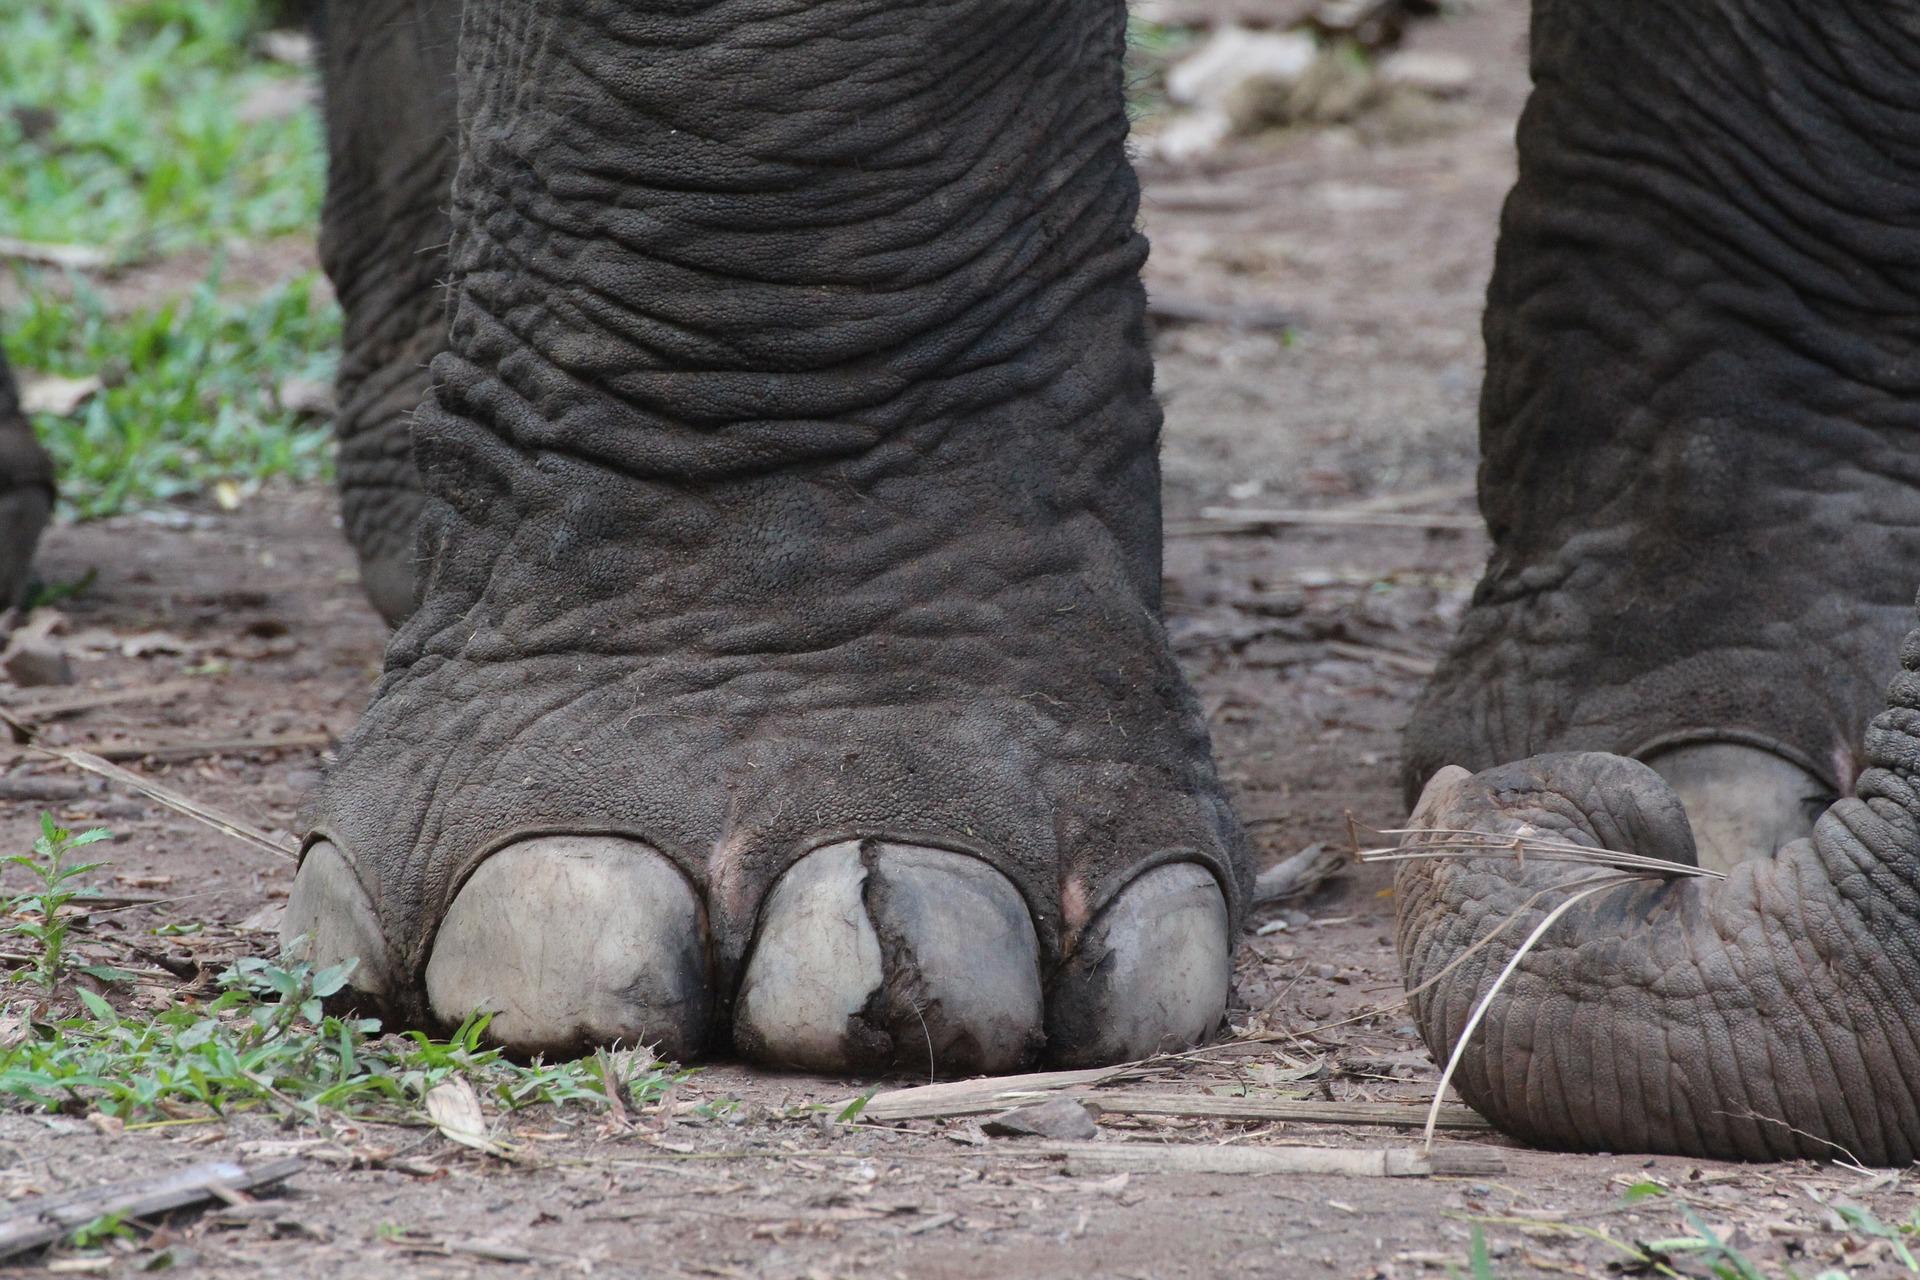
left=1403, top=543, right=1897, bottom=872
left=0, top=366, right=55, bottom=610
left=285, top=522, right=1245, bottom=1071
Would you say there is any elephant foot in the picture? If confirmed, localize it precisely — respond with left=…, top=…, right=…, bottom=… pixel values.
left=288, top=495, right=1244, bottom=1072
left=289, top=0, right=1244, bottom=1072
left=1404, top=514, right=1908, bottom=867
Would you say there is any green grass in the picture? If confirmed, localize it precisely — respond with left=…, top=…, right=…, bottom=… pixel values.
left=5, top=969, right=677, bottom=1128
left=0, top=817, right=683, bottom=1132
left=1, top=0, right=338, bottom=519
left=0, top=0, right=324, bottom=259
left=4, top=269, right=338, bottom=517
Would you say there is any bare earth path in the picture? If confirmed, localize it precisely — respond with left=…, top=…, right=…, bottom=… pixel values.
left=3, top=4, right=1915, bottom=1275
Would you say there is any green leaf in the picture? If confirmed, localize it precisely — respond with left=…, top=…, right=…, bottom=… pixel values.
left=310, top=959, right=358, bottom=999
left=74, top=965, right=138, bottom=985
left=76, top=988, right=117, bottom=1022
left=835, top=1091, right=875, bottom=1124
left=176, top=1018, right=219, bottom=1050
left=1467, top=1226, right=1496, bottom=1280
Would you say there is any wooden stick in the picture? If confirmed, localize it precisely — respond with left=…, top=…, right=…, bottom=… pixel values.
left=1191, top=506, right=1484, bottom=532
left=1035, top=1141, right=1505, bottom=1178
left=855, top=1065, right=1153, bottom=1123
left=859, top=1077, right=1489, bottom=1130
left=1090, top=1094, right=1490, bottom=1130
left=0, top=1158, right=305, bottom=1259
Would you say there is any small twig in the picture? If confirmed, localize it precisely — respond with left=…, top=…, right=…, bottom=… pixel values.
left=1336, top=480, right=1477, bottom=515
left=1362, top=829, right=1721, bottom=881
left=1147, top=293, right=1298, bottom=331
left=853, top=1065, right=1157, bottom=1123
left=31, top=746, right=297, bottom=861
left=1172, top=506, right=1484, bottom=538
left=1718, top=1106, right=1869, bottom=1172
left=1037, top=1141, right=1506, bottom=1179
left=0, top=236, right=112, bottom=271
left=1085, top=1094, right=1489, bottom=1130
left=1251, top=842, right=1346, bottom=905
left=71, top=892, right=167, bottom=908
left=1321, top=640, right=1438, bottom=676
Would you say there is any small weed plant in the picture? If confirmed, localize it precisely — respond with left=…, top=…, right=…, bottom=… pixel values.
left=1459, top=1180, right=1910, bottom=1279
left=4, top=816, right=113, bottom=990
left=1618, top=1179, right=1897, bottom=1279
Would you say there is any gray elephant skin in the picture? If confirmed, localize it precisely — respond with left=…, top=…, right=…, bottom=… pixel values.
left=1, top=0, right=1917, bottom=1166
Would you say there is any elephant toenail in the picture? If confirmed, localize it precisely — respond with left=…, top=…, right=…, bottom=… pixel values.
left=1046, top=862, right=1230, bottom=1066
left=1641, top=742, right=1833, bottom=873
left=734, top=841, right=1044, bottom=1075
left=424, top=835, right=711, bottom=1059
left=283, top=839, right=398, bottom=999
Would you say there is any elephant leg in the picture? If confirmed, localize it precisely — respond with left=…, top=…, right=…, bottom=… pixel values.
left=316, top=0, right=459, bottom=626
left=287, top=0, right=1247, bottom=1070
left=1403, top=0, right=1920, bottom=873
left=1396, top=2, right=1920, bottom=1159
left=0, top=351, right=55, bottom=610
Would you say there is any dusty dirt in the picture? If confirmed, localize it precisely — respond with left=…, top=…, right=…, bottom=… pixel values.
left=5, top=3, right=1917, bottom=1276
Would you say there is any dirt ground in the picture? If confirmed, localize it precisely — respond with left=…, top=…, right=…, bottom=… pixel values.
left=5, top=3, right=1918, bottom=1276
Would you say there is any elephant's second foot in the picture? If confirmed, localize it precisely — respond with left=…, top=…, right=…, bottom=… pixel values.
left=286, top=586, right=1244, bottom=1072
left=1403, top=553, right=1889, bottom=869
left=1413, top=723, right=1838, bottom=873
left=1395, top=728, right=1920, bottom=1163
